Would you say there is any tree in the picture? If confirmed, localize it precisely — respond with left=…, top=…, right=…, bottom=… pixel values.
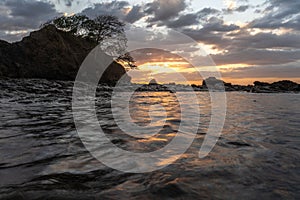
left=93, top=15, right=125, bottom=43
left=43, top=15, right=93, bottom=37
left=43, top=14, right=137, bottom=69
left=117, top=53, right=137, bottom=70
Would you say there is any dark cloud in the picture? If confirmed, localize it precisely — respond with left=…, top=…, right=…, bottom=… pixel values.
left=229, top=32, right=300, bottom=50
left=124, top=5, right=144, bottom=23
left=212, top=49, right=300, bottom=66
left=163, top=13, right=199, bottom=28
left=249, top=0, right=300, bottom=30
left=221, top=63, right=300, bottom=79
left=81, top=1, right=144, bottom=23
left=235, top=5, right=250, bottom=12
left=5, top=0, right=57, bottom=18
left=201, top=17, right=240, bottom=32
left=145, top=0, right=187, bottom=22
left=223, top=5, right=250, bottom=14
left=56, top=0, right=75, bottom=7
left=161, top=7, right=220, bottom=28
left=81, top=1, right=129, bottom=18
left=203, top=29, right=300, bottom=66
left=181, top=16, right=300, bottom=66
left=64, top=0, right=72, bottom=7
left=0, top=0, right=59, bottom=41
left=180, top=17, right=239, bottom=50
left=198, top=7, right=220, bottom=18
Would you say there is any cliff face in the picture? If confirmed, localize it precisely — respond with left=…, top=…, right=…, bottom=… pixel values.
left=0, top=25, right=130, bottom=83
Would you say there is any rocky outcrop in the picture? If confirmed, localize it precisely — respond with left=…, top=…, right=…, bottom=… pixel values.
left=192, top=77, right=299, bottom=93
left=202, top=77, right=224, bottom=89
left=149, top=79, right=158, bottom=85
left=0, top=25, right=130, bottom=84
left=252, top=80, right=300, bottom=93
left=201, top=77, right=229, bottom=91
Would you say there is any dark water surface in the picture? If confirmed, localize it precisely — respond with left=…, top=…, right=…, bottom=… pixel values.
left=0, top=79, right=299, bottom=199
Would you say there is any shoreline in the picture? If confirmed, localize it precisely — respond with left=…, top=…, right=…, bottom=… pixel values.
left=1, top=78, right=299, bottom=94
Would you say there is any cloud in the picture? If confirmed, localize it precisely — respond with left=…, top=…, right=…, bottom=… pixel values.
left=235, top=5, right=249, bottom=12
left=163, top=13, right=199, bottom=28
left=160, top=7, right=220, bottom=28
left=198, top=7, right=220, bottom=18
left=145, top=0, right=187, bottom=22
left=181, top=15, right=300, bottom=66
left=212, top=49, right=300, bottom=65
left=130, top=48, right=187, bottom=66
left=201, top=29, right=300, bottom=66
left=202, top=17, right=240, bottom=32
left=81, top=1, right=129, bottom=19
left=223, top=5, right=250, bottom=14
left=0, top=0, right=59, bottom=41
left=56, top=0, right=75, bottom=7
left=0, top=30, right=29, bottom=42
left=81, top=1, right=144, bottom=23
left=249, top=0, right=300, bottom=30
left=124, top=5, right=144, bottom=23
left=0, top=0, right=299, bottom=82
left=4, top=0, right=58, bottom=18
left=229, top=32, right=300, bottom=50
left=180, top=17, right=239, bottom=49
left=221, top=62, right=300, bottom=79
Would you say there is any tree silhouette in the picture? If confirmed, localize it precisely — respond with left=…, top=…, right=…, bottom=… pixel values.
left=43, top=14, right=137, bottom=69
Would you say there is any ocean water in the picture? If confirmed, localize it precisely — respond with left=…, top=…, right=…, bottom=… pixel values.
left=0, top=79, right=299, bottom=199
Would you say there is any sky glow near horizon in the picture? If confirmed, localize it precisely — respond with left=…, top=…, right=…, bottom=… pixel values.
left=0, top=0, right=299, bottom=84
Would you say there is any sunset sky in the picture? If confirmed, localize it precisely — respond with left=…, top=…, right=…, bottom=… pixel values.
left=0, top=0, right=299, bottom=84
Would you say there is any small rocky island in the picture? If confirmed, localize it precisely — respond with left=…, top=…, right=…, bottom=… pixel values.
left=191, top=77, right=300, bottom=93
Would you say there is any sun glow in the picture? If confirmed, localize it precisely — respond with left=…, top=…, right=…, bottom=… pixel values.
left=217, top=63, right=251, bottom=71
left=63, top=12, right=75, bottom=17
left=224, top=0, right=237, bottom=10
left=139, top=62, right=190, bottom=74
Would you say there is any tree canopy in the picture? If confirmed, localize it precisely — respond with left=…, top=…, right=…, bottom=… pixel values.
left=43, top=14, right=136, bottom=69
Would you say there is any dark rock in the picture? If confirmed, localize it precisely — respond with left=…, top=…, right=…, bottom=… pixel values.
left=254, top=81, right=270, bottom=87
left=0, top=25, right=130, bottom=84
left=150, top=182, right=187, bottom=198
left=202, top=77, right=224, bottom=88
left=149, top=79, right=158, bottom=85
left=251, top=80, right=299, bottom=93
left=227, top=141, right=251, bottom=147
left=136, top=84, right=172, bottom=92
left=271, top=80, right=299, bottom=91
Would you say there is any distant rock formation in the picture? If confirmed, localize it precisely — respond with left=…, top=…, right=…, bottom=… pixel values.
left=193, top=77, right=299, bottom=93
left=252, top=80, right=300, bottom=93
left=202, top=77, right=225, bottom=90
left=135, top=79, right=176, bottom=92
left=149, top=79, right=158, bottom=85
left=0, top=25, right=130, bottom=84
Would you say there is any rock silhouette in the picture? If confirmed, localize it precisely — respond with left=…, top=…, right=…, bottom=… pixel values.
left=0, top=25, right=130, bottom=84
